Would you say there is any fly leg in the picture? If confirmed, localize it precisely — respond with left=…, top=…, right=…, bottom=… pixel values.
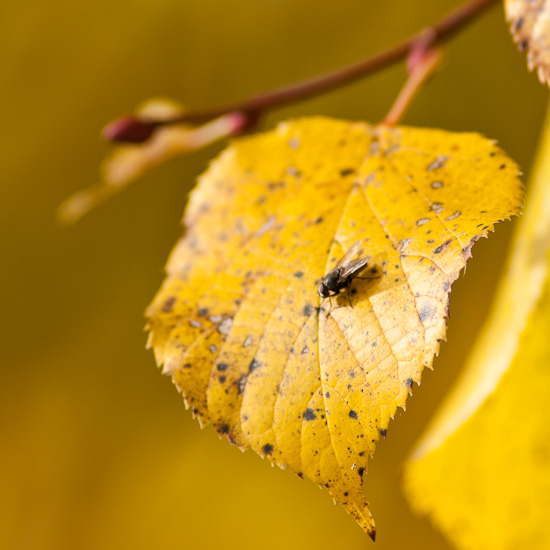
left=326, top=295, right=334, bottom=318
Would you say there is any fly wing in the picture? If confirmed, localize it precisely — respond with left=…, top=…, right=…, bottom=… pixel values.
left=333, top=240, right=363, bottom=270
left=337, top=256, right=372, bottom=282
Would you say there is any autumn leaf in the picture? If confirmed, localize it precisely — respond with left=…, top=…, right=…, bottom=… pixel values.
left=145, top=117, right=522, bottom=537
left=404, top=107, right=550, bottom=549
left=506, top=0, right=550, bottom=86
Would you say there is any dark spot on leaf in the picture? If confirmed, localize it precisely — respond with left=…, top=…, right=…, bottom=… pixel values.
left=514, top=16, right=524, bottom=31
left=405, top=378, right=414, bottom=388
left=325, top=391, right=330, bottom=398
left=434, top=245, right=444, bottom=254
left=218, top=376, right=226, bottom=383
left=249, top=358, right=261, bottom=372
left=262, top=443, right=274, bottom=455
left=287, top=166, right=301, bottom=177
left=220, top=424, right=230, bottom=434
left=294, top=271, right=304, bottom=278
left=267, top=181, right=285, bottom=190
left=379, top=428, right=387, bottom=439
left=304, top=408, right=317, bottom=421
left=217, top=363, right=228, bottom=371
left=161, top=296, right=176, bottom=313
left=197, top=307, right=208, bottom=317
left=499, top=164, right=506, bottom=170
left=302, top=346, right=309, bottom=354
left=349, top=410, right=358, bottom=419
left=340, top=168, right=354, bottom=177
left=315, top=216, right=323, bottom=224
left=358, top=467, right=365, bottom=477
left=303, top=304, right=313, bottom=316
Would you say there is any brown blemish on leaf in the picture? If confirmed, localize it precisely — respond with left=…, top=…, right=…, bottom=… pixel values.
left=161, top=296, right=176, bottom=313
left=249, top=358, right=261, bottom=372
left=445, top=211, right=462, bottom=222
left=427, top=155, right=449, bottom=171
left=340, top=168, right=355, bottom=177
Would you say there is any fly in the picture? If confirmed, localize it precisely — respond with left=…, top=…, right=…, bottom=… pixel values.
left=318, top=240, right=378, bottom=316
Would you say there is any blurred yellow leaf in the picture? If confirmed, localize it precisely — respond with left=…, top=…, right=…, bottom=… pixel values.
left=506, top=0, right=550, bottom=86
left=57, top=98, right=243, bottom=224
left=146, top=117, right=522, bottom=537
left=404, top=106, right=550, bottom=549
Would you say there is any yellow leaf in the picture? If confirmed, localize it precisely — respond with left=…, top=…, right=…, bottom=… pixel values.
left=146, top=117, right=522, bottom=537
left=404, top=106, right=550, bottom=549
left=506, top=0, right=550, bottom=86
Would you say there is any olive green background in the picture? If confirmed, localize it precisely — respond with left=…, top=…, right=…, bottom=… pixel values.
left=1, top=1, right=547, bottom=549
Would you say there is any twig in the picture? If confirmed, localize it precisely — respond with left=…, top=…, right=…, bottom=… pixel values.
left=105, top=0, right=499, bottom=143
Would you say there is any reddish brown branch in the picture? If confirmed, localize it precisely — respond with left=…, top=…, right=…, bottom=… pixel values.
left=106, top=0, right=499, bottom=142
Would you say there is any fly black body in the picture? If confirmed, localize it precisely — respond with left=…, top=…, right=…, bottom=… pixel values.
left=318, top=240, right=375, bottom=316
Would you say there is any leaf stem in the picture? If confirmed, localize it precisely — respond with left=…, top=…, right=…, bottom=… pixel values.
left=106, top=0, right=499, bottom=142
left=382, top=37, right=443, bottom=126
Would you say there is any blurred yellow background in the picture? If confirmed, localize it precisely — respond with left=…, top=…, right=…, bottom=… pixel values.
left=1, top=1, right=547, bottom=549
